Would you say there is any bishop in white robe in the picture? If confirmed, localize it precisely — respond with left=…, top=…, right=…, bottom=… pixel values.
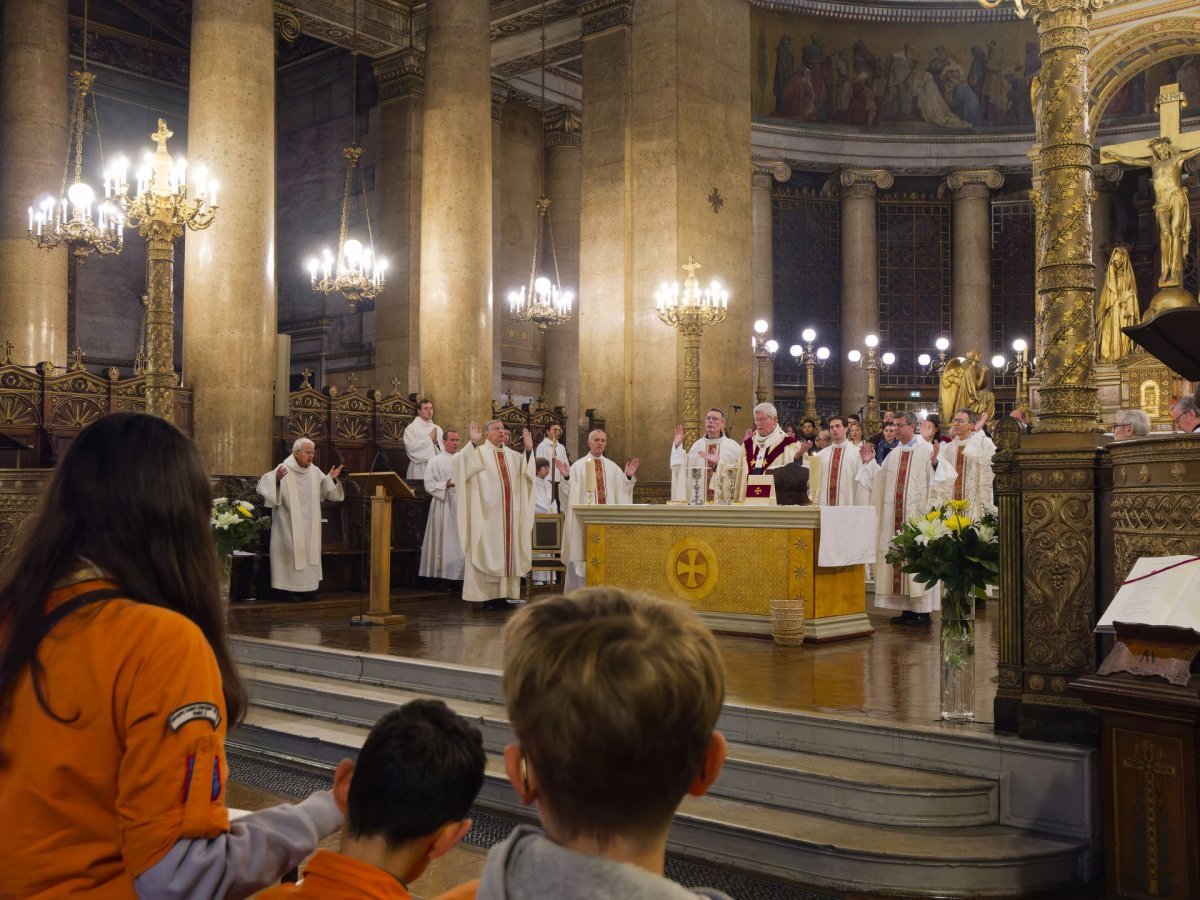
left=670, top=408, right=741, bottom=502
left=857, top=416, right=957, bottom=623
left=403, top=399, right=444, bottom=482
left=453, top=420, right=537, bottom=607
left=562, top=430, right=639, bottom=592
left=257, top=438, right=344, bottom=596
left=814, top=417, right=869, bottom=507
left=734, top=402, right=804, bottom=501
left=937, top=410, right=997, bottom=520
left=419, top=430, right=464, bottom=582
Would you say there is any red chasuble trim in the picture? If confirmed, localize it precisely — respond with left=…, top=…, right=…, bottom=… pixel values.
left=743, top=434, right=798, bottom=475
left=892, top=449, right=913, bottom=594
left=827, top=446, right=844, bottom=505
left=953, top=444, right=966, bottom=502
left=593, top=458, right=607, bottom=505
left=494, top=449, right=514, bottom=576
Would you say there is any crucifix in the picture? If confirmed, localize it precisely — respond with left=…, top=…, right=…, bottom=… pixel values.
left=1101, top=83, right=1200, bottom=317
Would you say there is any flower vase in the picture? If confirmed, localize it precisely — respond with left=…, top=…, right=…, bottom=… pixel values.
left=219, top=554, right=233, bottom=606
left=939, top=587, right=975, bottom=722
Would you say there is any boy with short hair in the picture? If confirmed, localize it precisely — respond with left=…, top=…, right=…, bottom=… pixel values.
left=440, top=588, right=731, bottom=900
left=264, top=699, right=486, bottom=899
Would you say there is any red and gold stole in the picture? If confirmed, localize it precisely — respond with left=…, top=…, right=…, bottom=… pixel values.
left=827, top=446, right=844, bottom=506
left=892, top=449, right=913, bottom=594
left=953, top=444, right=966, bottom=501
left=494, top=447, right=514, bottom=576
left=593, top=458, right=607, bottom=505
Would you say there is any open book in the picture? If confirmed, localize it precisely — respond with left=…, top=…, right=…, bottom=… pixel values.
left=1096, top=556, right=1200, bottom=634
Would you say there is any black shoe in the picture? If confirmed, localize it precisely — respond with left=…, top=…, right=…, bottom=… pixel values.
left=904, top=613, right=932, bottom=627
left=890, top=610, right=917, bottom=624
left=477, top=598, right=508, bottom=611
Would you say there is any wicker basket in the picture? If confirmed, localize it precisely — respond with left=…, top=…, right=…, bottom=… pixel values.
left=769, top=599, right=806, bottom=647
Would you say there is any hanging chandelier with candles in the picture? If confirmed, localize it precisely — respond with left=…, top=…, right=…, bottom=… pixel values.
left=304, top=0, right=385, bottom=313
left=28, top=0, right=123, bottom=260
left=506, top=0, right=574, bottom=332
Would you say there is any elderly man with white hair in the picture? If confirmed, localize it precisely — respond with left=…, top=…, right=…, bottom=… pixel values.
left=257, top=438, right=344, bottom=600
left=734, top=402, right=806, bottom=501
left=562, top=429, right=639, bottom=592
left=1113, top=408, right=1152, bottom=439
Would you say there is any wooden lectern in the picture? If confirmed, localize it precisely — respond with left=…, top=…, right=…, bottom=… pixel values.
left=347, top=472, right=413, bottom=626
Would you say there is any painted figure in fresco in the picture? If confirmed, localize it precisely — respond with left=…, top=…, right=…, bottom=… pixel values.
left=912, top=61, right=971, bottom=129
left=1096, top=247, right=1141, bottom=363
left=884, top=43, right=916, bottom=120
left=832, top=49, right=853, bottom=120
left=945, top=59, right=983, bottom=127
left=928, top=46, right=951, bottom=94
left=773, top=35, right=795, bottom=115
left=968, top=45, right=987, bottom=95
left=982, top=40, right=1010, bottom=126
left=803, top=34, right=831, bottom=121
left=848, top=71, right=877, bottom=126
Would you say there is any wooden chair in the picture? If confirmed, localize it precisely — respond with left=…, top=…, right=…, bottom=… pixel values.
left=528, top=512, right=566, bottom=597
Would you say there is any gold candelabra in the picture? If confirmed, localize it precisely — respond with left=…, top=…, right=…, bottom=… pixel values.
left=107, top=120, right=218, bottom=418
left=752, top=319, right=778, bottom=405
left=656, top=257, right=729, bottom=448
left=992, top=338, right=1035, bottom=412
left=847, top=334, right=895, bottom=435
left=789, top=328, right=830, bottom=420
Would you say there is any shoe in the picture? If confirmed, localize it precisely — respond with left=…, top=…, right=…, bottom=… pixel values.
left=477, top=598, right=508, bottom=611
left=904, top=613, right=932, bottom=627
left=889, top=610, right=917, bottom=624
left=507, top=598, right=527, bottom=607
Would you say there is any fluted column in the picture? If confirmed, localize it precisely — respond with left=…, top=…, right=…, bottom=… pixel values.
left=0, top=0, right=69, bottom=367
left=182, top=0, right=276, bottom=473
left=419, top=0, right=492, bottom=428
left=542, top=109, right=582, bottom=457
left=839, top=168, right=891, bottom=415
left=373, top=49, right=424, bottom=393
left=947, top=168, right=1003, bottom=360
left=751, top=165, right=776, bottom=402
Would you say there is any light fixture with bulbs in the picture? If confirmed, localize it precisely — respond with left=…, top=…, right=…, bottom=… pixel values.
left=790, top=326, right=829, bottom=420
left=847, top=333, right=894, bottom=434
left=992, top=337, right=1035, bottom=412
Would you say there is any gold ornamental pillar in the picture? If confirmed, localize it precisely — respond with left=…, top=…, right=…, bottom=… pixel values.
left=0, top=0, right=69, bottom=367
left=947, top=168, right=1003, bottom=359
left=995, top=0, right=1107, bottom=743
left=839, top=168, right=891, bottom=416
left=182, top=0, right=276, bottom=473
left=418, top=0, right=493, bottom=429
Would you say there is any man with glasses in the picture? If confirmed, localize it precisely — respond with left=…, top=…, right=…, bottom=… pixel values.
left=935, top=408, right=996, bottom=521
left=1112, top=409, right=1150, bottom=439
left=1170, top=396, right=1200, bottom=433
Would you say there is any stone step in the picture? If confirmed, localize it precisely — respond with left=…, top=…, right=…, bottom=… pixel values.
left=242, top=664, right=999, bottom=828
left=229, top=707, right=1089, bottom=898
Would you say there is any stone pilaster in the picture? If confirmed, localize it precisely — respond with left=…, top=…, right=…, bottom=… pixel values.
left=491, top=78, right=508, bottom=401
left=839, top=167, right=891, bottom=416
left=542, top=108, right=582, bottom=458
left=752, top=165, right=776, bottom=402
left=947, top=168, right=1003, bottom=362
left=418, top=0, right=493, bottom=429
left=373, top=48, right=424, bottom=394
left=182, top=0, right=276, bottom=474
left=0, top=0, right=69, bottom=367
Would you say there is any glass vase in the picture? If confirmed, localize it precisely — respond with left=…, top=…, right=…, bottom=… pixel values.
left=939, top=587, right=976, bottom=723
left=219, top=554, right=233, bottom=607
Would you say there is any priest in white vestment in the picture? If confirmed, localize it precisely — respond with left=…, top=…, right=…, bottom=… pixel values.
left=856, top=414, right=957, bottom=625
left=936, top=409, right=997, bottom=520
left=403, top=399, right=444, bottom=482
left=562, top=430, right=639, bottom=592
left=534, top=423, right=571, bottom=511
left=419, top=428, right=464, bottom=583
left=257, top=437, right=345, bottom=599
left=670, top=408, right=741, bottom=502
left=734, top=402, right=806, bottom=501
left=814, top=416, right=870, bottom=507
left=454, top=420, right=537, bottom=609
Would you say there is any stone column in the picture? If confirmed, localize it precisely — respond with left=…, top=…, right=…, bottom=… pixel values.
left=372, top=49, right=423, bottom=393
left=542, top=108, right=582, bottom=458
left=419, top=0, right=492, bottom=429
left=751, top=165, right=775, bottom=402
left=947, top=168, right=1003, bottom=360
left=182, top=0, right=276, bottom=474
left=838, top=168, right=891, bottom=416
left=0, top=0, right=69, bottom=367
left=490, top=79, right=507, bottom=401
left=1092, top=163, right=1122, bottom=301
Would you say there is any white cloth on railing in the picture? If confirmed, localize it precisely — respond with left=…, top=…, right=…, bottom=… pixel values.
left=817, top=505, right=877, bottom=567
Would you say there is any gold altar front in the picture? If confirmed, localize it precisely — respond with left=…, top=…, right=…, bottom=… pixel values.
left=574, top=505, right=872, bottom=642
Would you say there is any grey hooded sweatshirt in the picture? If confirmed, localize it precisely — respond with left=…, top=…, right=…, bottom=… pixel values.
left=474, top=825, right=732, bottom=900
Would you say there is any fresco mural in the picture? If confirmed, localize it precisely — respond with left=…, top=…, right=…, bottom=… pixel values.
left=1099, top=54, right=1200, bottom=124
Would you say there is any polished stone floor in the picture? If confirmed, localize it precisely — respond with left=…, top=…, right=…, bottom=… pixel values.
left=229, top=585, right=999, bottom=731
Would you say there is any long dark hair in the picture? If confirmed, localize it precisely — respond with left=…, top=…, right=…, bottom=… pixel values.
left=0, top=412, right=247, bottom=740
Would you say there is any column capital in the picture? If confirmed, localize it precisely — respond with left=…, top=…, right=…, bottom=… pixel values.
left=945, top=167, right=1004, bottom=200
left=374, top=48, right=425, bottom=101
left=1092, top=162, right=1122, bottom=190
left=544, top=107, right=581, bottom=148
left=580, top=0, right=632, bottom=38
left=491, top=78, right=510, bottom=121
left=752, top=160, right=791, bottom=190
left=274, top=6, right=301, bottom=43
left=839, top=167, right=892, bottom=199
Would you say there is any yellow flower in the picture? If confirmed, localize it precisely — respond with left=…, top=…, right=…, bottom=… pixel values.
left=945, top=514, right=973, bottom=531
left=925, top=509, right=942, bottom=522
left=948, top=499, right=970, bottom=512
left=236, top=503, right=252, bottom=517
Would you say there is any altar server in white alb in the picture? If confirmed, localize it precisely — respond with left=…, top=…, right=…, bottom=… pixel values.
left=534, top=423, right=571, bottom=510
left=257, top=437, right=344, bottom=600
left=735, top=402, right=805, bottom=501
left=562, top=430, right=639, bottom=592
left=419, top=428, right=464, bottom=584
left=454, top=420, right=537, bottom=610
left=403, top=398, right=444, bottom=482
left=856, top=414, right=957, bottom=626
left=936, top=408, right=997, bottom=520
left=814, top=415, right=870, bottom=507
left=669, top=408, right=741, bottom=502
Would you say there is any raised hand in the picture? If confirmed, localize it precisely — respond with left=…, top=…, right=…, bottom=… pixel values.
left=743, top=426, right=755, bottom=442
left=329, top=464, right=344, bottom=481
left=555, top=459, right=571, bottom=477
left=625, top=458, right=640, bottom=478
left=920, top=420, right=937, bottom=442
left=276, top=464, right=288, bottom=482
left=798, top=439, right=814, bottom=455
left=697, top=447, right=720, bottom=465
left=522, top=428, right=533, bottom=451
left=469, top=421, right=482, bottom=443
left=974, top=412, right=988, bottom=433
left=673, top=423, right=685, bottom=448
left=859, top=442, right=874, bottom=465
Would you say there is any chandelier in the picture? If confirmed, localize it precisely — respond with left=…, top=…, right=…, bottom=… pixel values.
left=304, top=0, right=385, bottom=312
left=27, top=0, right=123, bottom=260
left=506, top=0, right=574, bottom=332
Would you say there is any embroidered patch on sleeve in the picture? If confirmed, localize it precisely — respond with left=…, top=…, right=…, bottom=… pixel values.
left=168, top=702, right=221, bottom=732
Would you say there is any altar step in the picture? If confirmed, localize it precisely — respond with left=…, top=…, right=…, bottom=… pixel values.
left=229, top=636, right=1096, bottom=897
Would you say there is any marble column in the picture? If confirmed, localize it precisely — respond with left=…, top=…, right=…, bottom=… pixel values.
left=947, top=168, right=1003, bottom=360
left=839, top=168, right=891, bottom=416
left=490, top=80, right=507, bottom=401
left=418, top=0, right=492, bottom=429
left=372, top=49, right=424, bottom=394
left=182, top=0, right=276, bottom=474
left=542, top=108, right=582, bottom=458
left=0, top=0, right=69, bottom=367
left=751, top=165, right=775, bottom=403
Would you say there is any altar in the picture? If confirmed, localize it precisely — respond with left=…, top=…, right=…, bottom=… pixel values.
left=574, top=505, right=872, bottom=642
